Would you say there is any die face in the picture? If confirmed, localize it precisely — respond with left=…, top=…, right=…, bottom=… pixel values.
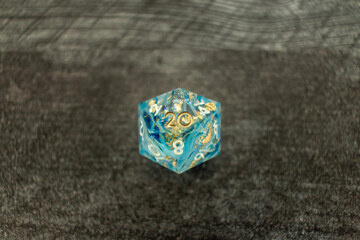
left=138, top=88, right=221, bottom=174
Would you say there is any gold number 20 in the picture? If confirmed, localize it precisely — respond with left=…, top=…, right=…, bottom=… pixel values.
left=165, top=112, right=193, bottom=128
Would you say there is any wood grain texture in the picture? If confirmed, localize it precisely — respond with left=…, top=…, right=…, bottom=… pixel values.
left=0, top=0, right=360, bottom=51
left=1, top=0, right=360, bottom=239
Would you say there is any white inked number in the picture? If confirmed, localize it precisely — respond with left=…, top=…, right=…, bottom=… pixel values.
left=148, top=144, right=160, bottom=157
left=139, top=121, right=143, bottom=136
left=194, top=148, right=212, bottom=162
left=155, top=156, right=165, bottom=162
left=173, top=140, right=184, bottom=155
left=213, top=121, right=218, bottom=137
left=149, top=143, right=165, bottom=161
left=200, top=148, right=211, bottom=154
left=194, top=100, right=205, bottom=106
left=198, top=106, right=210, bottom=116
left=194, top=100, right=210, bottom=116
left=194, top=153, right=204, bottom=161
left=140, top=120, right=145, bottom=141
left=149, top=104, right=162, bottom=115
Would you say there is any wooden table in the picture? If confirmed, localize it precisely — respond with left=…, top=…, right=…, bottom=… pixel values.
left=1, top=1, right=360, bottom=239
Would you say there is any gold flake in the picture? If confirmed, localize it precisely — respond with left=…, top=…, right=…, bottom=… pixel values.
left=164, top=155, right=177, bottom=167
left=148, top=99, right=156, bottom=106
left=165, top=133, right=183, bottom=148
left=190, top=160, right=198, bottom=168
left=194, top=111, right=204, bottom=120
left=201, top=126, right=213, bottom=145
left=189, top=93, right=197, bottom=100
left=205, top=102, right=216, bottom=111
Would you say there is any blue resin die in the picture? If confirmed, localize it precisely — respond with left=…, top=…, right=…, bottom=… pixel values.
left=138, top=88, right=221, bottom=174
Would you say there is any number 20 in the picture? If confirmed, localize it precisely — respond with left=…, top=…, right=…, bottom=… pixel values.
left=165, top=112, right=193, bottom=128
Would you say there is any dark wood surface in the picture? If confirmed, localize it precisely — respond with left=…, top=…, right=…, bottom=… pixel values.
left=1, top=1, right=360, bottom=239
left=1, top=0, right=360, bottom=50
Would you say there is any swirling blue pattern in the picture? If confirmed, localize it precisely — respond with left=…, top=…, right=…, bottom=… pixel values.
left=138, top=88, right=221, bottom=174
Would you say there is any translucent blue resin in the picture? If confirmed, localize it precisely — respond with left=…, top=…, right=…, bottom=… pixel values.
left=138, top=88, right=221, bottom=174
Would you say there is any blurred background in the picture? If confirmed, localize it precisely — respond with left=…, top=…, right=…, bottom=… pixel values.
left=1, top=1, right=360, bottom=239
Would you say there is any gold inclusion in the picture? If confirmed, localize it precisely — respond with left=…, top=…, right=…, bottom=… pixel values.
left=165, top=156, right=177, bottom=167
left=194, top=111, right=204, bottom=120
left=205, top=102, right=216, bottom=111
left=165, top=133, right=182, bottom=149
left=148, top=99, right=156, bottom=113
left=190, top=158, right=199, bottom=168
left=197, top=122, right=210, bottom=142
left=201, top=125, right=213, bottom=145
left=162, top=94, right=215, bottom=169
left=189, top=93, right=197, bottom=101
left=148, top=99, right=156, bottom=106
